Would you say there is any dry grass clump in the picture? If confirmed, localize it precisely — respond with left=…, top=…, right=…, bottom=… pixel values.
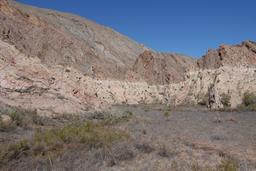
left=0, top=121, right=128, bottom=166
left=33, top=122, right=127, bottom=150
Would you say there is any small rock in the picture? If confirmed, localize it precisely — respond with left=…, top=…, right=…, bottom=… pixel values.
left=0, top=114, right=13, bottom=125
left=65, top=67, right=71, bottom=72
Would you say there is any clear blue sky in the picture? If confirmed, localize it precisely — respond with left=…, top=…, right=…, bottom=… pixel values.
left=17, top=0, right=256, bottom=57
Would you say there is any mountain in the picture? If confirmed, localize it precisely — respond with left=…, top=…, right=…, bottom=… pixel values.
left=0, top=0, right=195, bottom=83
left=0, top=0, right=255, bottom=114
left=0, top=0, right=146, bottom=80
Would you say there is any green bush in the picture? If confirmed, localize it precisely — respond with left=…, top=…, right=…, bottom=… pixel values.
left=243, top=92, right=256, bottom=106
left=163, top=111, right=170, bottom=118
left=220, top=93, right=231, bottom=108
left=239, top=92, right=256, bottom=111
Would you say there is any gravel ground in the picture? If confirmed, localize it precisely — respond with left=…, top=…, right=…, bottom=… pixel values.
left=1, top=104, right=256, bottom=170
left=107, top=104, right=256, bottom=170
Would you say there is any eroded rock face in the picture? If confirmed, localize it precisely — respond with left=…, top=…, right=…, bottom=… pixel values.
left=184, top=67, right=256, bottom=109
left=197, top=41, right=256, bottom=69
left=128, top=50, right=196, bottom=85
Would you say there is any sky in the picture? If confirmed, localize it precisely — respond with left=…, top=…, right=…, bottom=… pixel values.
left=17, top=0, right=256, bottom=57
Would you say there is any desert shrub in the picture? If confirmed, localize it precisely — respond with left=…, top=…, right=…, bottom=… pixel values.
left=110, top=143, right=135, bottom=163
left=220, top=93, right=231, bottom=108
left=238, top=92, right=256, bottom=111
left=0, top=121, right=127, bottom=165
left=8, top=111, right=24, bottom=126
left=31, top=114, right=45, bottom=126
left=33, top=121, right=127, bottom=150
left=0, top=140, right=30, bottom=164
left=243, top=92, right=256, bottom=106
left=135, top=143, right=154, bottom=153
left=217, top=158, right=238, bottom=171
left=163, top=111, right=170, bottom=118
left=242, top=92, right=256, bottom=107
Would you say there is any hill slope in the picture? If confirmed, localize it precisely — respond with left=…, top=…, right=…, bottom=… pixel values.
left=0, top=0, right=196, bottom=82
left=0, top=0, right=146, bottom=80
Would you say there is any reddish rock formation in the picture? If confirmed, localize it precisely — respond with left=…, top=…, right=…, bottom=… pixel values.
left=197, top=41, right=256, bottom=69
left=129, top=50, right=196, bottom=84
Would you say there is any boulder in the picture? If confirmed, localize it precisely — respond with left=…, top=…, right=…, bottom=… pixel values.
left=0, top=114, right=12, bottom=126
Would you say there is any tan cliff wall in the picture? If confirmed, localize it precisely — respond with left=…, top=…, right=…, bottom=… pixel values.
left=184, top=67, right=256, bottom=108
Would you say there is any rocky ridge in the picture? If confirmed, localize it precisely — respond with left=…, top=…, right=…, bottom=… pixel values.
left=197, top=41, right=256, bottom=69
